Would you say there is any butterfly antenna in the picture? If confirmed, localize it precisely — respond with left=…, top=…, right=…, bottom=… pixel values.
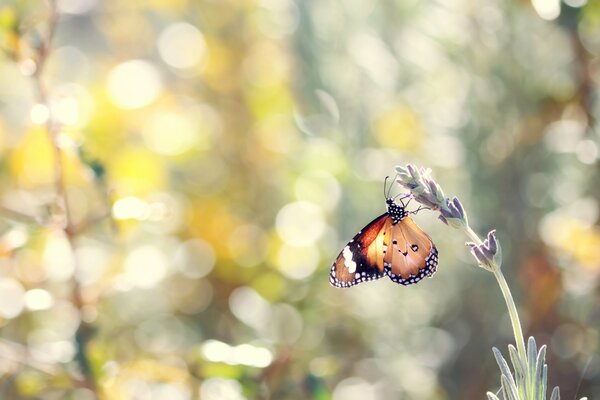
left=386, top=173, right=399, bottom=198
left=384, top=176, right=390, bottom=199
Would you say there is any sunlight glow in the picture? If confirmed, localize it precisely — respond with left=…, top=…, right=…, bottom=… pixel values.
left=229, top=286, right=270, bottom=329
left=174, top=239, right=216, bottom=278
left=158, top=23, right=206, bottom=70
left=124, top=245, right=169, bottom=288
left=276, top=201, right=326, bottom=246
left=53, top=96, right=79, bottom=126
left=276, top=243, right=319, bottom=280
left=112, top=196, right=148, bottom=220
left=333, top=378, right=377, bottom=400
left=107, top=60, right=162, bottom=109
left=531, top=0, right=560, bottom=20
left=30, top=104, right=50, bottom=124
left=0, top=278, right=25, bottom=318
left=143, top=112, right=199, bottom=155
left=3, top=227, right=28, bottom=249
left=43, top=231, right=75, bottom=282
left=200, top=378, right=246, bottom=400
left=201, top=340, right=273, bottom=368
left=24, top=289, right=54, bottom=311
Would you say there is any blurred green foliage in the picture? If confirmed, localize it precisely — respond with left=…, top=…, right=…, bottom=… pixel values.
left=0, top=0, right=599, bottom=399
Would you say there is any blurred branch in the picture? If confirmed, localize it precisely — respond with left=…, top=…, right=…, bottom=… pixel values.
left=0, top=205, right=40, bottom=224
left=25, top=0, right=98, bottom=394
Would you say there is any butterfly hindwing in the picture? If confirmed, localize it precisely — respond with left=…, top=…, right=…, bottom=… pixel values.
left=330, top=214, right=391, bottom=288
left=385, top=217, right=438, bottom=285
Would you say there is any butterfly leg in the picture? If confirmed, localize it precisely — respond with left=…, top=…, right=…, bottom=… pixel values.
left=410, top=206, right=431, bottom=215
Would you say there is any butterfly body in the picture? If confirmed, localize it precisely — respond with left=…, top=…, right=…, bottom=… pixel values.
left=330, top=196, right=438, bottom=288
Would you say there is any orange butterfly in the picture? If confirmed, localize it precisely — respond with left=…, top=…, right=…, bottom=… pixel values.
left=330, top=177, right=438, bottom=288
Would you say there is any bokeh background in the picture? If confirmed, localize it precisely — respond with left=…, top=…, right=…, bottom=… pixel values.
left=0, top=0, right=599, bottom=399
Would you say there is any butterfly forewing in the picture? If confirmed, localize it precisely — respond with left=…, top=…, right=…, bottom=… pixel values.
left=330, top=214, right=390, bottom=288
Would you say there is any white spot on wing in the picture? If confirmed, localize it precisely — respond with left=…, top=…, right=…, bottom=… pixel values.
left=342, top=246, right=357, bottom=274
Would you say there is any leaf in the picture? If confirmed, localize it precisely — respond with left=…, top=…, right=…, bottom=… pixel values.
left=534, top=345, right=547, bottom=400
left=486, top=392, right=501, bottom=400
left=501, top=374, right=519, bottom=400
left=493, top=348, right=518, bottom=390
left=541, top=364, right=548, bottom=400
left=527, top=336, right=538, bottom=399
left=527, top=337, right=537, bottom=371
left=550, top=386, right=560, bottom=400
left=508, top=345, right=526, bottom=390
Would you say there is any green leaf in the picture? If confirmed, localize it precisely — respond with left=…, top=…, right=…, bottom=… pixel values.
left=501, top=375, right=519, bottom=400
left=534, top=345, right=547, bottom=400
left=542, top=364, right=548, bottom=400
left=508, top=345, right=526, bottom=388
left=527, top=337, right=537, bottom=370
left=486, top=392, right=501, bottom=400
left=493, top=347, right=517, bottom=390
left=527, top=337, right=538, bottom=399
left=550, top=386, right=560, bottom=400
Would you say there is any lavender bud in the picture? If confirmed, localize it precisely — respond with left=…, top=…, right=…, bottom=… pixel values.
left=470, top=245, right=489, bottom=266
left=480, top=244, right=494, bottom=261
left=452, top=197, right=466, bottom=220
left=487, top=230, right=497, bottom=253
left=395, top=165, right=410, bottom=176
left=433, top=182, right=446, bottom=204
left=466, top=230, right=502, bottom=270
left=407, top=164, right=418, bottom=178
left=427, top=179, right=438, bottom=197
left=447, top=200, right=461, bottom=218
left=440, top=206, right=454, bottom=219
left=439, top=199, right=464, bottom=229
left=395, top=164, right=466, bottom=229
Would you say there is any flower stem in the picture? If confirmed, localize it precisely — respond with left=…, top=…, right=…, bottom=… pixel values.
left=492, top=268, right=527, bottom=365
left=464, top=226, right=527, bottom=365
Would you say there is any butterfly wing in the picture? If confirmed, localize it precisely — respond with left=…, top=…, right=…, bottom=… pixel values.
left=330, top=214, right=392, bottom=288
left=384, top=217, right=438, bottom=285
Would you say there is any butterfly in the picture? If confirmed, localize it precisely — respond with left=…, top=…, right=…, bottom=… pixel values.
left=330, top=177, right=438, bottom=288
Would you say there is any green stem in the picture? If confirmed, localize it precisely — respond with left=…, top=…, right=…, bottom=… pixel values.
left=463, top=226, right=527, bottom=365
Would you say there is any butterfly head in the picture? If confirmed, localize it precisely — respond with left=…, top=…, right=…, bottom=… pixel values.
left=386, top=198, right=408, bottom=223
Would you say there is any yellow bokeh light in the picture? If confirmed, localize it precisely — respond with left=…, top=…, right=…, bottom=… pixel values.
left=10, top=128, right=54, bottom=187
left=227, top=224, right=268, bottom=268
left=276, top=243, right=320, bottom=280
left=157, top=22, right=206, bottom=70
left=24, top=289, right=55, bottom=311
left=112, top=196, right=149, bottom=220
left=275, top=201, right=326, bottom=246
left=532, top=0, right=561, bottom=21
left=106, top=60, right=162, bottom=109
left=110, top=147, right=167, bottom=195
left=10, top=128, right=88, bottom=188
left=142, top=112, right=203, bottom=156
left=123, top=245, right=169, bottom=289
left=30, top=104, right=50, bottom=125
left=374, top=105, right=423, bottom=150
left=0, top=278, right=25, bottom=319
left=53, top=96, right=79, bottom=126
